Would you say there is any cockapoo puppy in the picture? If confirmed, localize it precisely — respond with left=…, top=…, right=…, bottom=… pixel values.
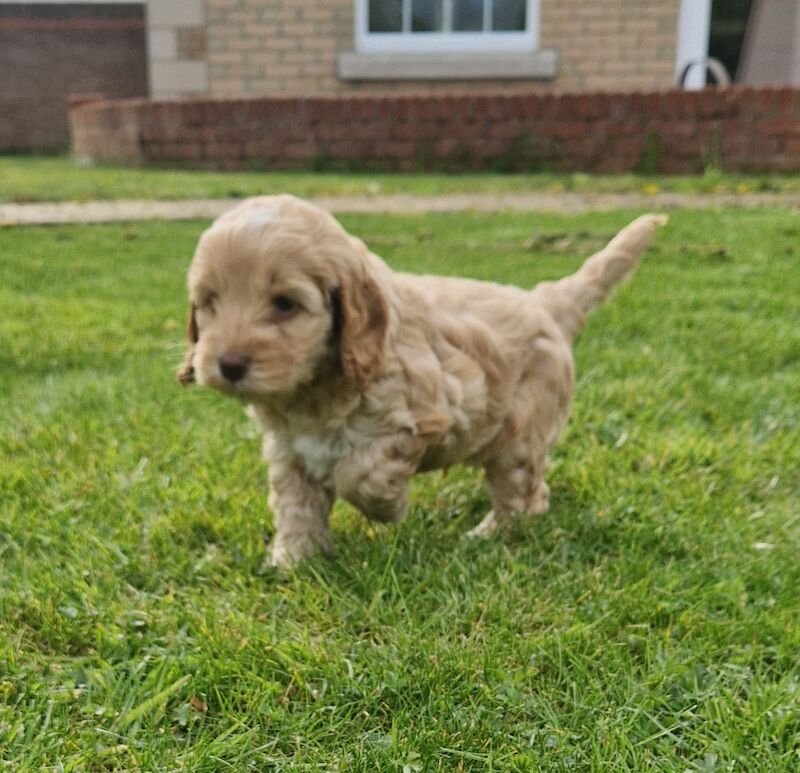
left=178, top=195, right=666, bottom=567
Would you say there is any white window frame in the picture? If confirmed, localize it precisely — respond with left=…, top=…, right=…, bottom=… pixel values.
left=355, top=0, right=540, bottom=54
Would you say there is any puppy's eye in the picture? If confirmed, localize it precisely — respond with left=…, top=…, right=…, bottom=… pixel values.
left=201, top=292, right=218, bottom=313
left=272, top=296, right=296, bottom=314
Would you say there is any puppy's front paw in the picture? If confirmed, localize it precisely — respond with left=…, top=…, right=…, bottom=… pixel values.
left=268, top=531, right=332, bottom=569
left=530, top=481, right=550, bottom=515
left=269, top=542, right=309, bottom=569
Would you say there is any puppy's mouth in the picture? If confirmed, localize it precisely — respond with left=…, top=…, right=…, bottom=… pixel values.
left=211, top=377, right=252, bottom=397
left=201, top=363, right=298, bottom=402
left=205, top=372, right=269, bottom=401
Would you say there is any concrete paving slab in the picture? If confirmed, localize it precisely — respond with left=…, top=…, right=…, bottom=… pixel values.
left=1, top=191, right=798, bottom=227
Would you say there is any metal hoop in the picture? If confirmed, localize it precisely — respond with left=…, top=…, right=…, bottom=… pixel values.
left=678, top=57, right=732, bottom=88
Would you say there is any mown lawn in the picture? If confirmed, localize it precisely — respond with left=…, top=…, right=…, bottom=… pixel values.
left=1, top=208, right=798, bottom=771
left=2, top=154, right=799, bottom=203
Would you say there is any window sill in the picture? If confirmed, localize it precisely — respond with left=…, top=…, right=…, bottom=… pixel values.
left=337, top=49, right=559, bottom=81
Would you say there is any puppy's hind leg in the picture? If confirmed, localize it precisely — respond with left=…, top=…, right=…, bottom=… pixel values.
left=468, top=331, right=572, bottom=539
left=334, top=432, right=419, bottom=525
left=335, top=458, right=412, bottom=525
left=467, top=448, right=550, bottom=539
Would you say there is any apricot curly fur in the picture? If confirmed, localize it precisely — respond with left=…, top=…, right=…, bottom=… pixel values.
left=181, top=195, right=666, bottom=566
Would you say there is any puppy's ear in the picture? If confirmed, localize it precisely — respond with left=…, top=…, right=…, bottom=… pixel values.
left=336, top=275, right=388, bottom=391
left=176, top=303, right=198, bottom=385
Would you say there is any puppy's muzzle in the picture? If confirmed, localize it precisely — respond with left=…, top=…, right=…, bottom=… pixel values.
left=218, top=353, right=250, bottom=383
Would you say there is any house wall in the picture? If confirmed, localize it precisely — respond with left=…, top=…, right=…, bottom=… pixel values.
left=0, top=2, right=148, bottom=151
left=146, top=0, right=208, bottom=97
left=1, top=0, right=685, bottom=151
left=738, top=0, right=800, bottom=84
left=203, top=0, right=681, bottom=98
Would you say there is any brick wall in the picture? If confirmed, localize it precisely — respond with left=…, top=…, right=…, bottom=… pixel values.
left=69, top=87, right=800, bottom=174
left=205, top=0, right=349, bottom=96
left=204, top=0, right=680, bottom=97
left=0, top=4, right=148, bottom=151
left=147, top=0, right=208, bottom=98
left=547, top=0, right=679, bottom=92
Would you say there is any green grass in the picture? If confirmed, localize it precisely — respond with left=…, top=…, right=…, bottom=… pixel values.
left=1, top=208, right=799, bottom=770
left=2, top=155, right=800, bottom=203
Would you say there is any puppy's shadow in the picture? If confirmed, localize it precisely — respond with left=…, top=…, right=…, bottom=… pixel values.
left=264, top=482, right=627, bottom=614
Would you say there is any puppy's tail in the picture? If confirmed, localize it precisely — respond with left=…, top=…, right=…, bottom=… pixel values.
left=531, top=213, right=667, bottom=342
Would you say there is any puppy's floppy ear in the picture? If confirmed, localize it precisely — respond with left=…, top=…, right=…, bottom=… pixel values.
left=335, top=274, right=388, bottom=391
left=176, top=303, right=198, bottom=385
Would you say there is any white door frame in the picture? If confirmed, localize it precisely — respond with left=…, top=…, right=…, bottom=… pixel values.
left=675, top=0, right=713, bottom=89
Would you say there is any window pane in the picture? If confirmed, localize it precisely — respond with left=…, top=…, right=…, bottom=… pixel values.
left=492, top=0, right=526, bottom=31
left=369, top=0, right=402, bottom=32
left=453, top=0, right=484, bottom=31
left=412, top=0, right=443, bottom=32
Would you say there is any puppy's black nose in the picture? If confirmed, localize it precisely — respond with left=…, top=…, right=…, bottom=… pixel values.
left=218, top=354, right=249, bottom=383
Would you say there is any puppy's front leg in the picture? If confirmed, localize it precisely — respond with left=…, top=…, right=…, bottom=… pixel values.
left=267, top=461, right=334, bottom=568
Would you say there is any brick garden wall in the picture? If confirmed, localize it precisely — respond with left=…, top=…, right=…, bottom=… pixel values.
left=70, top=87, right=800, bottom=174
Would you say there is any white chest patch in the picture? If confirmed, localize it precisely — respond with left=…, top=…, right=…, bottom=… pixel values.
left=291, top=433, right=345, bottom=481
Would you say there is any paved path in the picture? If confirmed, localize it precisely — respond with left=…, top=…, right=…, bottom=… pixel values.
left=1, top=190, right=799, bottom=226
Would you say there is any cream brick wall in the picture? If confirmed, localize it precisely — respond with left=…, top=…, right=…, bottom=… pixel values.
left=147, top=0, right=208, bottom=96
left=549, top=0, right=681, bottom=91
left=203, top=0, right=681, bottom=97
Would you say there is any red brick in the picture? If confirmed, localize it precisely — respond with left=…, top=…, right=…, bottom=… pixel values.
left=758, top=118, right=800, bottom=139
left=392, top=98, right=411, bottom=123
left=448, top=119, right=483, bottom=140
left=604, top=119, right=641, bottom=138
left=472, top=94, right=489, bottom=121
left=554, top=93, right=575, bottom=119
left=347, top=99, right=374, bottom=122
left=543, top=93, right=561, bottom=120
left=548, top=120, right=589, bottom=139
left=485, top=95, right=507, bottom=121
left=607, top=92, right=630, bottom=120
left=755, top=88, right=776, bottom=115
left=374, top=98, right=396, bottom=122
left=773, top=86, right=794, bottom=115
left=677, top=90, right=700, bottom=117
left=67, top=88, right=800, bottom=173
left=390, top=122, right=418, bottom=142
left=394, top=141, right=416, bottom=160
left=488, top=120, right=525, bottom=141
left=694, top=88, right=722, bottom=118
left=503, top=94, right=524, bottom=121
left=592, top=92, right=613, bottom=120
left=773, top=153, right=800, bottom=172
left=626, top=91, right=646, bottom=116
left=660, top=89, right=682, bottom=119
left=329, top=140, right=364, bottom=158
left=596, top=153, right=634, bottom=173
left=661, top=157, right=700, bottom=173
left=741, top=87, right=766, bottom=119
